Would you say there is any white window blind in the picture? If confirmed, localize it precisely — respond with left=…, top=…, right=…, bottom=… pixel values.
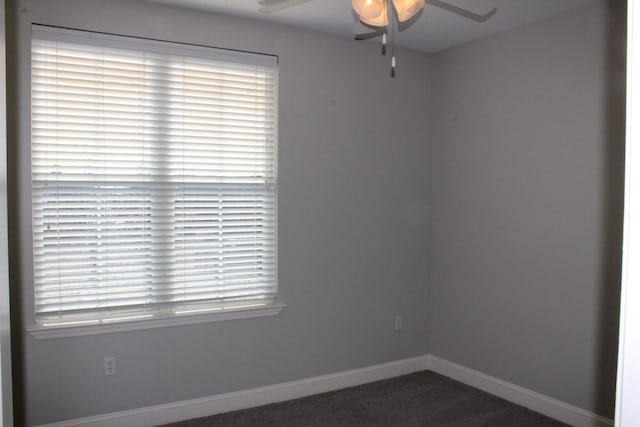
left=31, top=25, right=278, bottom=326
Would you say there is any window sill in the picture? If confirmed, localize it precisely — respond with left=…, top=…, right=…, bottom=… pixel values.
left=26, top=301, right=286, bottom=339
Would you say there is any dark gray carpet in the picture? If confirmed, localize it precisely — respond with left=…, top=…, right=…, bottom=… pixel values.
left=161, top=371, right=569, bottom=427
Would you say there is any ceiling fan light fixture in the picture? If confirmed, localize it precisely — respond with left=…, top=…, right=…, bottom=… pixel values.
left=392, top=0, right=425, bottom=22
left=352, top=0, right=385, bottom=20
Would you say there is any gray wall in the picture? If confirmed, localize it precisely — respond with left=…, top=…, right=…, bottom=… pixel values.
left=7, top=0, right=432, bottom=424
left=429, top=0, right=625, bottom=418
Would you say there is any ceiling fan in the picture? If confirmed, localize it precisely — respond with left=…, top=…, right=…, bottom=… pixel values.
left=257, top=0, right=497, bottom=77
left=257, top=0, right=497, bottom=23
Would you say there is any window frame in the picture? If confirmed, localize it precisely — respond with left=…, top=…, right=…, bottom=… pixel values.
left=26, top=25, right=283, bottom=338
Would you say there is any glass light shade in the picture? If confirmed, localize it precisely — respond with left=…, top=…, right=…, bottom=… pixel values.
left=352, top=0, right=385, bottom=20
left=360, top=8, right=388, bottom=27
left=392, top=0, right=425, bottom=22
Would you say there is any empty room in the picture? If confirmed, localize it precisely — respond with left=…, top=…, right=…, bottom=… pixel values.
left=0, top=0, right=637, bottom=425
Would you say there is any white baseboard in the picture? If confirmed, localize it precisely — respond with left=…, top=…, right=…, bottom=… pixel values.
left=426, top=355, right=614, bottom=427
left=39, top=354, right=615, bottom=427
left=39, top=355, right=430, bottom=427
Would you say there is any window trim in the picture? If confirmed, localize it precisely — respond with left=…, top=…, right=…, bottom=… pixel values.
left=27, top=301, right=286, bottom=339
left=25, top=25, right=282, bottom=336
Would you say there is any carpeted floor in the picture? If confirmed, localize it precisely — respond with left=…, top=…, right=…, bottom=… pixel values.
left=161, top=370, right=569, bottom=426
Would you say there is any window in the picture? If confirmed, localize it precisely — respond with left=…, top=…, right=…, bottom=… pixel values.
left=30, top=25, right=279, bottom=330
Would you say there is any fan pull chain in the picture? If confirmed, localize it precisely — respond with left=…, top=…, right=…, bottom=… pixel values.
left=378, top=0, right=397, bottom=78
left=390, top=0, right=396, bottom=78
left=391, top=55, right=396, bottom=78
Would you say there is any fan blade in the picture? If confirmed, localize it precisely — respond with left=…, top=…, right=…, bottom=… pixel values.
left=259, top=0, right=315, bottom=14
left=353, top=20, right=383, bottom=40
left=258, top=0, right=291, bottom=5
left=354, top=31, right=384, bottom=40
left=428, top=0, right=497, bottom=23
left=355, top=31, right=384, bottom=40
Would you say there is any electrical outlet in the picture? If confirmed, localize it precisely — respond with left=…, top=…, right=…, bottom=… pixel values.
left=394, top=315, right=402, bottom=332
left=104, top=356, right=116, bottom=376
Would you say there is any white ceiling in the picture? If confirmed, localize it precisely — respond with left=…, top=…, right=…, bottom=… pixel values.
left=142, top=0, right=593, bottom=53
